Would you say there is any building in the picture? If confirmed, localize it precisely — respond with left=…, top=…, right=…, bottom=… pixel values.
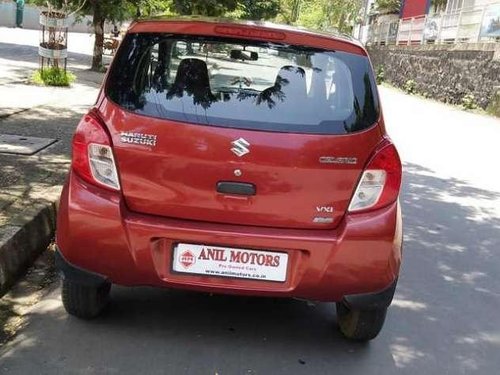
left=357, top=0, right=500, bottom=45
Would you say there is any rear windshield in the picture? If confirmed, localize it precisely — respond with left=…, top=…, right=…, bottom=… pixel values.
left=106, top=33, right=379, bottom=135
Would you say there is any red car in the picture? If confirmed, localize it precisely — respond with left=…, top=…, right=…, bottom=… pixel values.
left=56, top=18, right=402, bottom=341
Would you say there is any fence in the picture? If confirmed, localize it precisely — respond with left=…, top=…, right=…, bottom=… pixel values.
left=366, top=3, right=500, bottom=46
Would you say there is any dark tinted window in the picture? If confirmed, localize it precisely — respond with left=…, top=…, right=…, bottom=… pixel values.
left=107, top=33, right=379, bottom=135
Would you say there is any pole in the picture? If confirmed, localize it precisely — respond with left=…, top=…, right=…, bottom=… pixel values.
left=476, top=6, right=487, bottom=43
left=15, top=0, right=25, bottom=28
left=359, top=0, right=371, bottom=40
left=408, top=18, right=413, bottom=46
left=455, top=8, right=464, bottom=43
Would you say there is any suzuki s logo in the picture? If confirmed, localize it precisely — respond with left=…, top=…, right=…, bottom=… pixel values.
left=231, top=138, right=250, bottom=157
left=316, top=206, right=334, bottom=213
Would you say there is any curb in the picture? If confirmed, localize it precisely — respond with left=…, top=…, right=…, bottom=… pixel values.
left=0, top=202, right=57, bottom=297
left=0, top=108, right=31, bottom=120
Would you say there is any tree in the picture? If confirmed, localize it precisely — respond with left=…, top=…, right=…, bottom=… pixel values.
left=170, top=0, right=239, bottom=16
left=83, top=0, right=168, bottom=70
left=28, top=0, right=169, bottom=71
left=128, top=0, right=169, bottom=18
left=239, top=0, right=281, bottom=20
left=430, top=0, right=447, bottom=13
left=276, top=0, right=363, bottom=33
left=278, top=0, right=363, bottom=33
left=374, top=0, right=401, bottom=14
left=317, top=0, right=362, bottom=33
left=277, top=0, right=302, bottom=24
left=170, top=0, right=280, bottom=21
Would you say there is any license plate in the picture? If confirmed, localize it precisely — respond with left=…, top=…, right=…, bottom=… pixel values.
left=172, top=243, right=288, bottom=282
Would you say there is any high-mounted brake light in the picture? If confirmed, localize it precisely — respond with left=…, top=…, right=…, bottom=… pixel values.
left=214, top=26, right=286, bottom=41
left=348, top=140, right=402, bottom=213
left=72, top=112, right=120, bottom=191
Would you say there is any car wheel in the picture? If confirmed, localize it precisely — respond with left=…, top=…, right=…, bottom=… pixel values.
left=336, top=301, right=387, bottom=341
left=61, top=279, right=111, bottom=319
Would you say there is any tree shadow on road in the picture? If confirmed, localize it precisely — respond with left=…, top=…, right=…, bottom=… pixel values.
left=1, top=162, right=499, bottom=374
left=388, top=162, right=500, bottom=373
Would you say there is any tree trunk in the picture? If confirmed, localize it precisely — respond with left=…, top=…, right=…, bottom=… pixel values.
left=91, top=3, right=105, bottom=71
left=291, top=0, right=301, bottom=23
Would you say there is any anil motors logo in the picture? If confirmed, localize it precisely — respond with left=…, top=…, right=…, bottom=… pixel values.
left=179, top=250, right=196, bottom=269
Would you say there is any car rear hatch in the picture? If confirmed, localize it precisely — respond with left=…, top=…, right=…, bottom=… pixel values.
left=101, top=30, right=382, bottom=230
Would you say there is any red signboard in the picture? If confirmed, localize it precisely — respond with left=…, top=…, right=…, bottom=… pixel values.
left=401, top=0, right=430, bottom=18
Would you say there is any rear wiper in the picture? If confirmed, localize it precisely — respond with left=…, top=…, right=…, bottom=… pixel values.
left=216, top=86, right=260, bottom=93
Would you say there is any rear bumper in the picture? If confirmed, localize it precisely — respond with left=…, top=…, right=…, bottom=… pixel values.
left=343, top=277, right=398, bottom=310
left=55, top=249, right=108, bottom=287
left=56, top=172, right=403, bottom=302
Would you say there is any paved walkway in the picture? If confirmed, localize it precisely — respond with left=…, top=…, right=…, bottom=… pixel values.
left=0, top=27, right=103, bottom=217
left=0, top=27, right=103, bottom=296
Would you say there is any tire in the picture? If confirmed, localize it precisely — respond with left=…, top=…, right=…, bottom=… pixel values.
left=61, top=279, right=111, bottom=319
left=336, top=301, right=388, bottom=341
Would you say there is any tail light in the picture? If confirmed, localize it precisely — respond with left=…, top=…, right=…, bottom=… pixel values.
left=348, top=140, right=401, bottom=213
left=72, top=111, right=120, bottom=191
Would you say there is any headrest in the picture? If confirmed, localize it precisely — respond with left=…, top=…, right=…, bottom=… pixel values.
left=274, top=65, right=307, bottom=99
left=168, top=58, right=212, bottom=97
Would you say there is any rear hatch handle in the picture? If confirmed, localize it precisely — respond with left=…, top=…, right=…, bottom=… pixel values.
left=216, top=181, right=256, bottom=196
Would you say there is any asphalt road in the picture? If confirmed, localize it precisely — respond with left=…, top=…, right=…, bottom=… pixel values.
left=2, top=29, right=500, bottom=374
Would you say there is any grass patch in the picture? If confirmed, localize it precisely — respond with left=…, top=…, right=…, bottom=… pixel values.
left=461, top=93, right=478, bottom=110
left=376, top=65, right=385, bottom=85
left=403, top=79, right=417, bottom=94
left=31, top=67, right=76, bottom=87
left=486, top=90, right=500, bottom=117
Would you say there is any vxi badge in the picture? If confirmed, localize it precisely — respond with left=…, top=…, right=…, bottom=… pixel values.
left=316, top=206, right=334, bottom=213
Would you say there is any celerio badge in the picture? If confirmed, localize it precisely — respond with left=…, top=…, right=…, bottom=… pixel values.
left=319, top=156, right=357, bottom=165
left=231, top=138, right=250, bottom=157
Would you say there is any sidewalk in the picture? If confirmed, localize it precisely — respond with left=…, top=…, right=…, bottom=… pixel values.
left=0, top=27, right=104, bottom=296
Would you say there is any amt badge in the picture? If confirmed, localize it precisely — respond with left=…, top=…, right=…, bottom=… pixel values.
left=179, top=250, right=196, bottom=269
